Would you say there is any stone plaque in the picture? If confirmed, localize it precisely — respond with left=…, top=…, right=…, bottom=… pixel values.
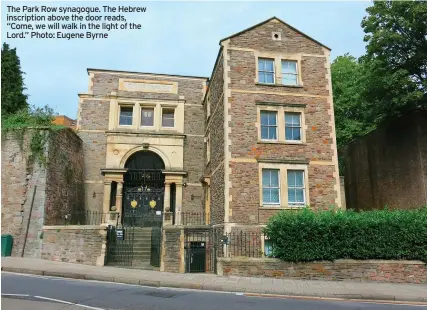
left=120, top=79, right=177, bottom=94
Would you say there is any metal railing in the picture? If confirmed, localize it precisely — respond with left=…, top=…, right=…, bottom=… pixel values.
left=181, top=212, right=210, bottom=226
left=58, top=210, right=107, bottom=226
left=220, top=231, right=273, bottom=258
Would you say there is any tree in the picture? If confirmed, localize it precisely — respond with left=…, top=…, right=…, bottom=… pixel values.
left=360, top=1, right=427, bottom=123
left=332, top=1, right=427, bottom=149
left=331, top=54, right=375, bottom=148
left=1, top=43, right=28, bottom=116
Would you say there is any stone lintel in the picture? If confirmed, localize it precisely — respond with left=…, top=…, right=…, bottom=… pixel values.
left=163, top=170, right=187, bottom=176
left=257, top=158, right=310, bottom=165
left=105, top=130, right=186, bottom=139
left=255, top=101, right=307, bottom=108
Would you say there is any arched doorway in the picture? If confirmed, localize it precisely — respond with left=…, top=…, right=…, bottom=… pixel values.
left=123, top=151, right=165, bottom=227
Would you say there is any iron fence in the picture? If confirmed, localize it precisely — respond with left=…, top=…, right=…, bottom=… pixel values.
left=58, top=210, right=107, bottom=226
left=220, top=231, right=273, bottom=258
left=181, top=212, right=210, bottom=226
left=184, top=229, right=217, bottom=273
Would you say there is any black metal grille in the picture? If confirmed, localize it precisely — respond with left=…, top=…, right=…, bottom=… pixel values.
left=106, top=224, right=135, bottom=267
left=124, top=169, right=165, bottom=187
left=220, top=231, right=272, bottom=258
left=184, top=229, right=217, bottom=273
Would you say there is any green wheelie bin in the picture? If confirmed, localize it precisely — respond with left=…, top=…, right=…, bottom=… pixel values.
left=1, top=234, right=13, bottom=257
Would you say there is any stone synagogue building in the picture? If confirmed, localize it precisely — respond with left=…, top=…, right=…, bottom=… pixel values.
left=2, top=17, right=341, bottom=272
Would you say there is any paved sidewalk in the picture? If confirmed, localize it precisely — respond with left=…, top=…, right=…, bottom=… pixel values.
left=2, top=257, right=427, bottom=303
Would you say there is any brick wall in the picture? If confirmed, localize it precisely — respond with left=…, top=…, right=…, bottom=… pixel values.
left=1, top=129, right=84, bottom=258
left=41, top=226, right=106, bottom=265
left=218, top=258, right=427, bottom=284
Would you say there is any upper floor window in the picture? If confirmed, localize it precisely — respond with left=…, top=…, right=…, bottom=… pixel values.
left=281, top=60, right=298, bottom=86
left=119, top=106, right=133, bottom=126
left=285, top=112, right=302, bottom=141
left=260, top=111, right=277, bottom=140
left=258, top=58, right=275, bottom=84
left=262, top=169, right=280, bottom=205
left=287, top=170, right=305, bottom=206
left=162, top=108, right=175, bottom=127
left=141, top=107, right=154, bottom=127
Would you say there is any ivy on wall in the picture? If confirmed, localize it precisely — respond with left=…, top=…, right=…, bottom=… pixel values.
left=1, top=105, right=65, bottom=168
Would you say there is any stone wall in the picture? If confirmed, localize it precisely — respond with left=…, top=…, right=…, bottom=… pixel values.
left=77, top=97, right=109, bottom=212
left=224, top=18, right=340, bottom=224
left=79, top=70, right=207, bottom=215
left=44, top=129, right=85, bottom=224
left=41, top=226, right=106, bottom=266
left=343, top=110, right=427, bottom=211
left=217, top=257, right=427, bottom=284
left=205, top=53, right=225, bottom=225
left=1, top=128, right=84, bottom=258
left=161, top=227, right=184, bottom=273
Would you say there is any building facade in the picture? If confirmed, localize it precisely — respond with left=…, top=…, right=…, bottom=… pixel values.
left=76, top=17, right=341, bottom=270
left=202, top=17, right=341, bottom=236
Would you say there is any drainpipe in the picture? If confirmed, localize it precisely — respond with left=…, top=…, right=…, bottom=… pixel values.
left=21, top=186, right=37, bottom=257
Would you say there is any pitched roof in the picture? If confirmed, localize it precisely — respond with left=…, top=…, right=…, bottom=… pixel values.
left=220, top=16, right=331, bottom=50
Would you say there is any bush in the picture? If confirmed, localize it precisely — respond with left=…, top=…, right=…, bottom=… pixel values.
left=1, top=105, right=56, bottom=130
left=264, top=207, right=427, bottom=263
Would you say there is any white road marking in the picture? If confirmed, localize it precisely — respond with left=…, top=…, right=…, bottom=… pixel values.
left=3, top=272, right=427, bottom=307
left=33, top=296, right=105, bottom=310
left=34, top=296, right=74, bottom=305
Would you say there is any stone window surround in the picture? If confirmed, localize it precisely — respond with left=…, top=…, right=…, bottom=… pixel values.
left=258, top=162, right=310, bottom=209
left=256, top=105, right=306, bottom=144
left=206, top=91, right=211, bottom=120
left=205, top=133, right=211, bottom=164
left=113, top=99, right=183, bottom=133
left=254, top=51, right=303, bottom=87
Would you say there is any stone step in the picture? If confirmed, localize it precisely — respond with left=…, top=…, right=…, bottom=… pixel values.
left=132, top=246, right=151, bottom=252
left=132, top=240, right=152, bottom=245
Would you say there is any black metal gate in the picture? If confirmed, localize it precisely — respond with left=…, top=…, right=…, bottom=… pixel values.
left=106, top=222, right=135, bottom=267
left=184, top=229, right=217, bottom=273
left=106, top=169, right=164, bottom=268
left=123, top=170, right=165, bottom=227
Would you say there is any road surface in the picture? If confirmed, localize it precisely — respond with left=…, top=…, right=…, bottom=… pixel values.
left=2, top=272, right=426, bottom=310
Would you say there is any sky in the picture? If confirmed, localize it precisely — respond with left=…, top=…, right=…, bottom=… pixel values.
left=1, top=1, right=371, bottom=119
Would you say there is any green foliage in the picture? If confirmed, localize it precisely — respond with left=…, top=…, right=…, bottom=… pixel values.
left=2, top=105, right=63, bottom=167
left=331, top=54, right=375, bottom=149
left=360, top=0, right=426, bottom=124
left=264, top=207, right=427, bottom=262
left=1, top=105, right=56, bottom=130
left=1, top=43, right=28, bottom=116
left=332, top=1, right=427, bottom=149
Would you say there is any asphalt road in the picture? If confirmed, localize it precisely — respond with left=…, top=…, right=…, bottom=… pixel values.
left=2, top=272, right=427, bottom=310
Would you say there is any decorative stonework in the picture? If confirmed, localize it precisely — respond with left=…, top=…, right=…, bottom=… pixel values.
left=118, top=79, right=178, bottom=94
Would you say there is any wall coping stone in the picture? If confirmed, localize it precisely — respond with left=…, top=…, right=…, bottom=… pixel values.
left=43, top=225, right=105, bottom=230
left=217, top=257, right=426, bottom=266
